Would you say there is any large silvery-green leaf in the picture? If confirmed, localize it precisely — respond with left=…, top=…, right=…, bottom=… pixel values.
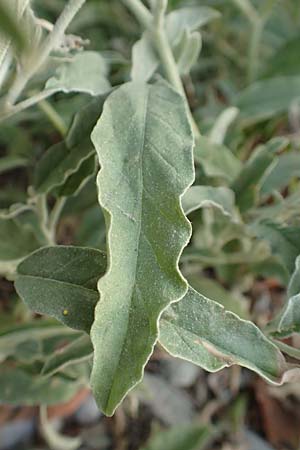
left=160, top=287, right=290, bottom=383
left=15, top=246, right=107, bottom=332
left=90, top=81, right=194, bottom=415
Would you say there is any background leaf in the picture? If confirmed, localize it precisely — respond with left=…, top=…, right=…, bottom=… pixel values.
left=45, top=51, right=111, bottom=96
left=235, top=76, right=300, bottom=123
left=141, top=424, right=212, bottom=450
left=15, top=246, right=107, bottom=332
left=182, top=185, right=236, bottom=217
left=160, top=286, right=288, bottom=383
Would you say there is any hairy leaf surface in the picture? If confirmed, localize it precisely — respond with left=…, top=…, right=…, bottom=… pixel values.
left=0, top=367, right=82, bottom=405
left=15, top=246, right=107, bottom=332
left=42, top=334, right=93, bottom=377
left=182, top=185, right=236, bottom=217
left=46, top=51, right=111, bottom=96
left=34, top=97, right=105, bottom=195
left=90, top=81, right=194, bottom=415
left=194, top=136, right=241, bottom=182
left=160, top=287, right=289, bottom=382
left=235, top=76, right=300, bottom=123
left=252, top=221, right=300, bottom=274
left=131, top=6, right=219, bottom=82
left=0, top=217, right=41, bottom=261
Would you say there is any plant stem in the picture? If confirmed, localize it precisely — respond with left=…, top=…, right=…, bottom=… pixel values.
left=230, top=0, right=266, bottom=83
left=122, top=0, right=153, bottom=29
left=0, top=49, right=12, bottom=92
left=0, top=89, right=56, bottom=122
left=231, top=0, right=259, bottom=26
left=36, top=195, right=66, bottom=245
left=122, top=0, right=200, bottom=139
left=6, top=0, right=86, bottom=105
left=248, top=19, right=263, bottom=83
left=36, top=194, right=54, bottom=245
left=38, top=99, right=68, bottom=137
left=48, top=197, right=66, bottom=242
left=37, top=0, right=86, bottom=72
left=153, top=28, right=186, bottom=98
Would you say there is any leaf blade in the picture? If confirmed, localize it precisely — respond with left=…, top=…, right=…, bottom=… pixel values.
left=15, top=246, right=107, bottom=332
left=160, top=286, right=287, bottom=383
left=90, top=81, right=194, bottom=415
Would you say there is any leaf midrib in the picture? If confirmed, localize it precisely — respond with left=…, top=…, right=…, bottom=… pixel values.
left=106, top=85, right=151, bottom=411
left=17, top=274, right=98, bottom=299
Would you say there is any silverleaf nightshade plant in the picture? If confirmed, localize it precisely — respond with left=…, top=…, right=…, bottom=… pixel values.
left=1, top=0, right=300, bottom=437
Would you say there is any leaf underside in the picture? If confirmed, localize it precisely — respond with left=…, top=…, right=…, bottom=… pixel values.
left=90, top=81, right=194, bottom=415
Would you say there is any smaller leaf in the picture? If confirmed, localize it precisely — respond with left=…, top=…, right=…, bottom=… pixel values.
left=251, top=221, right=300, bottom=274
left=0, top=320, right=75, bottom=363
left=270, top=256, right=300, bottom=337
left=42, top=334, right=93, bottom=377
left=252, top=190, right=300, bottom=225
left=288, top=255, right=300, bottom=298
left=34, top=96, right=105, bottom=195
left=260, top=151, right=300, bottom=196
left=45, top=51, right=111, bottom=96
left=130, top=6, right=219, bottom=82
left=176, top=31, right=202, bottom=75
left=0, top=367, right=82, bottom=405
left=55, top=154, right=97, bottom=197
left=209, top=107, right=239, bottom=145
left=231, top=138, right=288, bottom=212
left=264, top=34, right=300, bottom=78
left=0, top=217, right=41, bottom=262
left=166, top=6, right=220, bottom=44
left=194, top=136, right=241, bottom=182
left=131, top=32, right=158, bottom=82
left=277, top=293, right=300, bottom=337
left=15, top=246, right=107, bottom=332
left=160, top=286, right=288, bottom=383
left=75, top=205, right=106, bottom=250
left=235, top=76, right=300, bottom=124
left=182, top=185, right=236, bottom=218
left=141, top=424, right=212, bottom=450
